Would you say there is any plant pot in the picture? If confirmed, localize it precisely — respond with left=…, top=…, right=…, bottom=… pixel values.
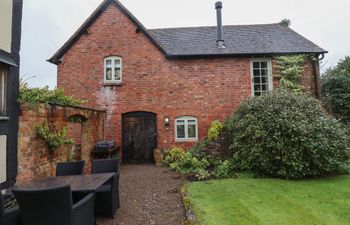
left=153, top=148, right=164, bottom=166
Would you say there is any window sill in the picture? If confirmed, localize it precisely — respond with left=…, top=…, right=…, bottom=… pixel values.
left=175, top=138, right=198, bottom=143
left=103, top=82, right=122, bottom=87
left=0, top=117, right=10, bottom=121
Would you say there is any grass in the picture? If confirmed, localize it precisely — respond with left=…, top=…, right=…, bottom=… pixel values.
left=187, top=176, right=350, bottom=225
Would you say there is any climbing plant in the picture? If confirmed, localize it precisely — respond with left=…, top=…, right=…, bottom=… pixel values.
left=35, top=120, right=74, bottom=150
left=275, top=54, right=308, bottom=92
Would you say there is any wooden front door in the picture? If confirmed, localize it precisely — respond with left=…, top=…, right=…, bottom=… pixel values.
left=122, top=112, right=157, bottom=163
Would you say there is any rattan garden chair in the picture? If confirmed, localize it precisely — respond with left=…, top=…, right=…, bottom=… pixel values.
left=56, top=161, right=85, bottom=176
left=92, top=158, right=120, bottom=218
left=13, top=185, right=95, bottom=225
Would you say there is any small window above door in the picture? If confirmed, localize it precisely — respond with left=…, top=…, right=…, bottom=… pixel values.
left=104, top=56, right=122, bottom=84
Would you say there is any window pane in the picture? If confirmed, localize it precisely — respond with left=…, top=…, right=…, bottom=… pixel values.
left=105, top=60, right=112, bottom=68
left=253, top=69, right=260, bottom=76
left=114, top=59, right=121, bottom=65
left=188, top=124, right=196, bottom=138
left=261, top=84, right=268, bottom=91
left=177, top=124, right=185, bottom=138
left=253, top=62, right=260, bottom=69
left=115, top=68, right=121, bottom=80
left=261, top=62, right=268, bottom=69
left=254, top=77, right=260, bottom=84
left=261, top=69, right=267, bottom=76
left=261, top=76, right=267, bottom=83
left=106, top=68, right=112, bottom=80
left=176, top=120, right=185, bottom=125
left=254, top=91, right=261, bottom=96
left=254, top=85, right=261, bottom=91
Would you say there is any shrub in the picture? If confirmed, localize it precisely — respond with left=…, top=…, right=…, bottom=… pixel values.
left=164, top=147, right=210, bottom=180
left=208, top=120, right=224, bottom=141
left=188, top=139, right=210, bottom=159
left=163, top=147, right=185, bottom=166
left=212, top=160, right=232, bottom=178
left=225, top=90, right=349, bottom=179
left=19, top=81, right=84, bottom=106
left=321, top=57, right=350, bottom=122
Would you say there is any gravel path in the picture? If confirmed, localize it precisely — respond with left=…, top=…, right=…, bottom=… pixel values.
left=98, top=165, right=186, bottom=225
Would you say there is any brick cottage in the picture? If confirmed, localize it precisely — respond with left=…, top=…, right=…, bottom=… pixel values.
left=49, top=0, right=327, bottom=163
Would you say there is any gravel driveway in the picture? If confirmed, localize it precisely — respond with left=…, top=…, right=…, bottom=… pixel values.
left=98, top=164, right=186, bottom=225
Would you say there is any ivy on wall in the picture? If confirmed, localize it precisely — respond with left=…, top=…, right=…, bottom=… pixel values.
left=275, top=54, right=308, bottom=92
left=35, top=121, right=74, bottom=150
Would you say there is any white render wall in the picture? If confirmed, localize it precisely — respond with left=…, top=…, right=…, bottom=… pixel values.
left=0, top=0, right=13, bottom=53
left=0, top=135, right=7, bottom=183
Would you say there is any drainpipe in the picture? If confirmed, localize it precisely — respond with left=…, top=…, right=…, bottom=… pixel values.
left=313, top=53, right=325, bottom=99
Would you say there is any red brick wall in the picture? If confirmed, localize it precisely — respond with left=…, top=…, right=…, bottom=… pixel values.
left=17, top=103, right=105, bottom=183
left=57, top=4, right=320, bottom=151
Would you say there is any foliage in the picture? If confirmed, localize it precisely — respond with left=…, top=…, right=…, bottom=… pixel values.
left=321, top=57, right=350, bottom=122
left=225, top=89, right=349, bottom=179
left=279, top=19, right=291, bottom=27
left=35, top=121, right=74, bottom=150
left=68, top=115, right=87, bottom=123
left=275, top=54, right=307, bottom=92
left=208, top=120, right=224, bottom=141
left=339, top=160, right=350, bottom=175
left=163, top=147, right=186, bottom=166
left=187, top=176, right=350, bottom=225
left=188, top=139, right=210, bottom=159
left=212, top=160, right=232, bottom=178
left=19, top=81, right=84, bottom=106
left=163, top=147, right=210, bottom=180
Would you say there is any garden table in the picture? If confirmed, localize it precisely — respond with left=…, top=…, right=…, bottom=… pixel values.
left=16, top=173, right=115, bottom=192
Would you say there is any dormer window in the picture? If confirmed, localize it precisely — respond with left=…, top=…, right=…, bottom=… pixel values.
left=104, top=56, right=122, bottom=84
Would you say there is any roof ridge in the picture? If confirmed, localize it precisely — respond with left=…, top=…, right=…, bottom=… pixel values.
left=148, top=23, right=281, bottom=31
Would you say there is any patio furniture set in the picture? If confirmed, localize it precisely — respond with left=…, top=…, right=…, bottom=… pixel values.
left=0, top=158, right=120, bottom=225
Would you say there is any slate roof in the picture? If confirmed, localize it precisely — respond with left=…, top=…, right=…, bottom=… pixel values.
left=49, top=0, right=327, bottom=64
left=149, top=24, right=327, bottom=57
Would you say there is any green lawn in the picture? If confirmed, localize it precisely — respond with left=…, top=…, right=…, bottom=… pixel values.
left=187, top=176, right=350, bottom=225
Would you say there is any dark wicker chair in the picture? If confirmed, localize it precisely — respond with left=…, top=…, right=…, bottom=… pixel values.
left=92, top=158, right=120, bottom=218
left=13, top=186, right=95, bottom=225
left=56, top=161, right=85, bottom=176
left=0, top=192, right=20, bottom=225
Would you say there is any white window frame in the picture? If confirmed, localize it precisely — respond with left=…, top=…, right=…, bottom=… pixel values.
left=104, top=56, right=122, bottom=84
left=250, top=58, right=273, bottom=96
left=175, top=116, right=198, bottom=142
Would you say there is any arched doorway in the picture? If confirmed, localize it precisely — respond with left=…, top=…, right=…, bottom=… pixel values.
left=122, top=112, right=157, bottom=163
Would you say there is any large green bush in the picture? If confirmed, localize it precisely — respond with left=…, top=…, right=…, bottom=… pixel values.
left=321, top=57, right=350, bottom=122
left=225, top=90, right=349, bottom=179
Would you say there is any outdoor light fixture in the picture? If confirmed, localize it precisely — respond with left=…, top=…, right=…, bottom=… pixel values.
left=164, top=116, right=170, bottom=126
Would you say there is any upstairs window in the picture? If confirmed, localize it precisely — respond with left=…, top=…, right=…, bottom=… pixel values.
left=250, top=59, right=273, bottom=96
left=175, top=116, right=198, bottom=142
left=0, top=64, right=7, bottom=116
left=104, top=56, right=122, bottom=84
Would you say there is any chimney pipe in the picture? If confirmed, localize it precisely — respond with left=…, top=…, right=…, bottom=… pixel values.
left=215, top=1, right=225, bottom=48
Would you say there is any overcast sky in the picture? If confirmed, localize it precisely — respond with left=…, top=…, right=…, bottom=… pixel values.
left=20, top=0, right=350, bottom=88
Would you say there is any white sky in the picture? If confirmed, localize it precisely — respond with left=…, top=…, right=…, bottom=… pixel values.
left=20, top=0, right=350, bottom=88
